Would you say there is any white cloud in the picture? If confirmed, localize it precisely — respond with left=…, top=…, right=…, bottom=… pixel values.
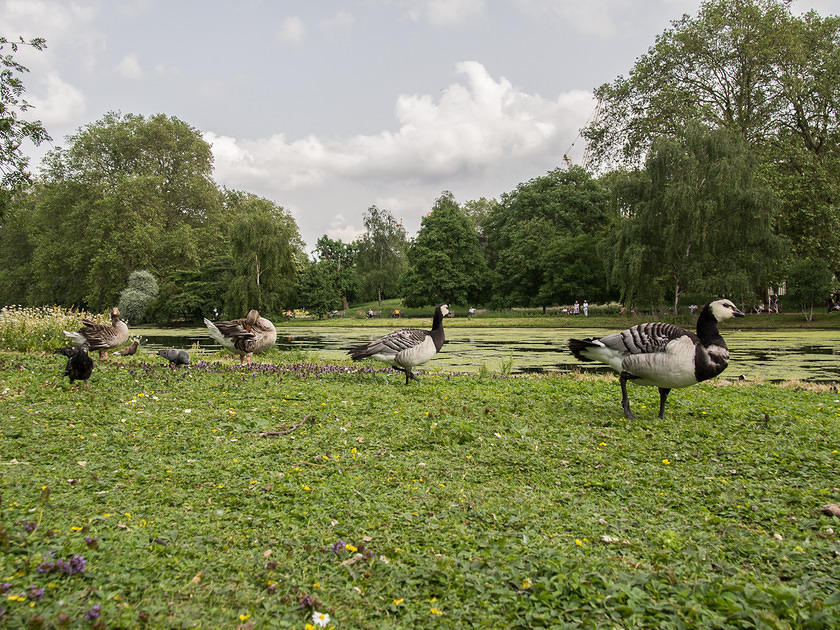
left=25, top=71, right=86, bottom=126
left=116, top=53, right=143, bottom=79
left=277, top=15, right=306, bottom=45
left=373, top=0, right=486, bottom=26
left=319, top=10, right=355, bottom=38
left=207, top=60, right=593, bottom=195
left=325, top=214, right=365, bottom=243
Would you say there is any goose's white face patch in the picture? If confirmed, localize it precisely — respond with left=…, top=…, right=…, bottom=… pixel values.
left=439, top=304, right=450, bottom=317
left=710, top=299, right=741, bottom=321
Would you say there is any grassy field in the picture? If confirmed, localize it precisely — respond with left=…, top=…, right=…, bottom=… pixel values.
left=1, top=350, right=839, bottom=628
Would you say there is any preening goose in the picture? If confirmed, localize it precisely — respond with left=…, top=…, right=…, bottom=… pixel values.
left=55, top=344, right=94, bottom=390
left=204, top=309, right=276, bottom=365
left=348, top=304, right=449, bottom=384
left=568, top=299, right=744, bottom=418
left=63, top=307, right=130, bottom=359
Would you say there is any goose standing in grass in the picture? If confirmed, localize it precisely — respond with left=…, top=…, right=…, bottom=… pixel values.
left=349, top=304, right=449, bottom=384
left=63, top=307, right=129, bottom=360
left=55, top=344, right=94, bottom=390
left=204, top=309, right=276, bottom=365
left=568, top=299, right=744, bottom=418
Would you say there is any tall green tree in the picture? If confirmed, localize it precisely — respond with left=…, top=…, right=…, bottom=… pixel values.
left=314, top=235, right=357, bottom=310
left=785, top=257, right=834, bottom=321
left=0, top=36, right=51, bottom=216
left=355, top=205, right=408, bottom=307
left=400, top=192, right=487, bottom=307
left=583, top=0, right=840, bottom=273
left=224, top=190, right=302, bottom=318
left=297, top=259, right=341, bottom=319
left=482, top=166, right=615, bottom=309
left=25, top=112, right=225, bottom=309
left=613, top=125, right=782, bottom=313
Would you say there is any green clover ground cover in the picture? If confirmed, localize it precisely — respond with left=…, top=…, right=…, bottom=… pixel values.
left=1, top=352, right=839, bottom=628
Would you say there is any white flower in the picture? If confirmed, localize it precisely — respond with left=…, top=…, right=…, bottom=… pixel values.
left=183, top=409, right=192, bottom=414
left=312, top=610, right=330, bottom=627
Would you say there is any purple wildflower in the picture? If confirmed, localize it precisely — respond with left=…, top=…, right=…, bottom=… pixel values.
left=0, top=582, right=11, bottom=593
left=69, top=554, right=87, bottom=574
left=331, top=540, right=346, bottom=554
left=22, top=521, right=38, bottom=532
left=28, top=586, right=45, bottom=601
left=85, top=604, right=100, bottom=620
left=85, top=535, right=98, bottom=548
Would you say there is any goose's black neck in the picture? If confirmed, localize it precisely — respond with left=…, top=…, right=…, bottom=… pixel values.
left=696, top=304, right=724, bottom=347
left=431, top=307, right=446, bottom=350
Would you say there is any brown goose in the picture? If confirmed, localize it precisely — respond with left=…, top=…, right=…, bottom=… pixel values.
left=204, top=309, right=276, bottom=365
left=64, top=307, right=130, bottom=360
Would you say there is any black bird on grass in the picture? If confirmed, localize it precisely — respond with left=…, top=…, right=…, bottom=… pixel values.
left=568, top=299, right=744, bottom=418
left=157, top=348, right=190, bottom=367
left=55, top=344, right=94, bottom=390
left=348, top=304, right=450, bottom=384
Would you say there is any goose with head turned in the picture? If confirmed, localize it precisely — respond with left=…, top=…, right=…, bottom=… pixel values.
left=349, top=304, right=449, bottom=384
left=63, top=307, right=129, bottom=360
left=204, top=309, right=276, bottom=365
left=568, top=299, right=744, bottom=418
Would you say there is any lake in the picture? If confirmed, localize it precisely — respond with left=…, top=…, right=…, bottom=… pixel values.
left=133, top=325, right=840, bottom=383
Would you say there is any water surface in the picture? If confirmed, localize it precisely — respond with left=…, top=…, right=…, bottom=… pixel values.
left=133, top=325, right=840, bottom=383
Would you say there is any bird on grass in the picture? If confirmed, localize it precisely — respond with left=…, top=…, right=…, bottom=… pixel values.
left=55, top=344, right=94, bottom=390
left=348, top=304, right=450, bottom=384
left=568, top=299, right=744, bottom=418
left=157, top=349, right=190, bottom=367
left=204, top=309, right=276, bottom=366
left=115, top=340, right=139, bottom=356
left=63, top=307, right=129, bottom=360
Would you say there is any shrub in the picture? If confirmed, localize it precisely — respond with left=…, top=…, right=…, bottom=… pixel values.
left=0, top=306, right=106, bottom=352
left=118, top=270, right=159, bottom=324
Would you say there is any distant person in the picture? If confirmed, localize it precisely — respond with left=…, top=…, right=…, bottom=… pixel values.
left=573, top=300, right=580, bottom=315
left=583, top=300, right=589, bottom=317
left=468, top=306, right=476, bottom=319
left=367, top=309, right=374, bottom=319
left=689, top=304, right=697, bottom=315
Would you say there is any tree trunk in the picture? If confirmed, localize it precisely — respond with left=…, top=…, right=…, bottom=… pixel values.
left=673, top=277, right=681, bottom=315
left=377, top=288, right=382, bottom=310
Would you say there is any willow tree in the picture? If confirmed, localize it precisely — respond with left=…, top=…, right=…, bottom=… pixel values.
left=224, top=190, right=302, bottom=318
left=613, top=125, right=782, bottom=313
left=584, top=0, right=840, bottom=274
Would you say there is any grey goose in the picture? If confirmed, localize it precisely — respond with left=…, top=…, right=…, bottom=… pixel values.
left=204, top=309, right=277, bottom=365
left=63, top=307, right=130, bottom=359
left=349, top=304, right=450, bottom=384
left=568, top=299, right=744, bottom=418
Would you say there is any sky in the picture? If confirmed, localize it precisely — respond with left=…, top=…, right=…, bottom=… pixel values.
left=5, top=0, right=840, bottom=251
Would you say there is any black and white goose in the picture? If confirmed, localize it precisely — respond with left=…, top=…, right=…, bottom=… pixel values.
left=348, top=304, right=450, bottom=384
left=568, top=299, right=744, bottom=418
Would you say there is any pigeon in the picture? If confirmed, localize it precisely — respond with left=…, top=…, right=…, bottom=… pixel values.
left=157, top=348, right=190, bottom=367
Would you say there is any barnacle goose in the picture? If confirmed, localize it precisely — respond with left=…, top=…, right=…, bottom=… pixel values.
left=204, top=309, right=276, bottom=365
left=348, top=304, right=449, bottom=384
left=568, top=299, right=744, bottom=418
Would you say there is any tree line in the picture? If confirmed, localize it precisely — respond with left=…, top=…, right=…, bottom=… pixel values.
left=1, top=0, right=838, bottom=320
